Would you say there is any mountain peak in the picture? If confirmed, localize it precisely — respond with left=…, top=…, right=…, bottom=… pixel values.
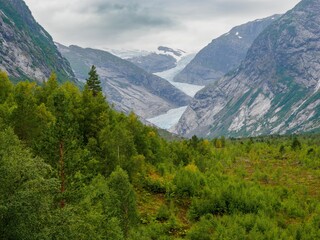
left=157, top=46, right=186, bottom=57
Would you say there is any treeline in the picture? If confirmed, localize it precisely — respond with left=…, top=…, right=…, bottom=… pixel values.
left=0, top=70, right=320, bottom=239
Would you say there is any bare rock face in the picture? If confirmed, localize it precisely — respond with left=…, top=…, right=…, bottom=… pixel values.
left=174, top=15, right=280, bottom=85
left=57, top=44, right=191, bottom=119
left=127, top=53, right=176, bottom=74
left=175, top=0, right=320, bottom=138
left=0, top=0, right=76, bottom=83
left=127, top=46, right=187, bottom=74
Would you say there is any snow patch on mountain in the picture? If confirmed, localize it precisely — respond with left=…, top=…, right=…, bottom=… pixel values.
left=156, top=46, right=187, bottom=62
left=105, top=48, right=150, bottom=59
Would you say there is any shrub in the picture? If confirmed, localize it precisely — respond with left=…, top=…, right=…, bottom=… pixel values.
left=173, top=164, right=204, bottom=198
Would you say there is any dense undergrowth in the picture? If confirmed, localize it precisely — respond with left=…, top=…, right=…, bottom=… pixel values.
left=0, top=71, right=320, bottom=239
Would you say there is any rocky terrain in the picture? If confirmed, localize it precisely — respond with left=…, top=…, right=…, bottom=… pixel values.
left=175, top=0, right=320, bottom=137
left=0, top=0, right=75, bottom=83
left=127, top=46, right=186, bottom=74
left=57, top=44, right=191, bottom=119
left=174, top=15, right=280, bottom=85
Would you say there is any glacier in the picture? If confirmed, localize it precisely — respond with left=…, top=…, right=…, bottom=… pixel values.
left=147, top=106, right=188, bottom=130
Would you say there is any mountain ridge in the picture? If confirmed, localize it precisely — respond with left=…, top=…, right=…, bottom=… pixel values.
left=173, top=14, right=281, bottom=85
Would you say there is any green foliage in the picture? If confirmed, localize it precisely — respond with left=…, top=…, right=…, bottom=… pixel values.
left=187, top=216, right=214, bottom=240
left=108, top=167, right=138, bottom=236
left=0, top=128, right=58, bottom=240
left=173, top=164, right=204, bottom=198
left=188, top=178, right=280, bottom=220
left=291, top=136, right=302, bottom=151
left=157, top=204, right=171, bottom=221
left=86, top=65, right=102, bottom=96
left=1, top=73, right=320, bottom=239
left=0, top=71, right=13, bottom=103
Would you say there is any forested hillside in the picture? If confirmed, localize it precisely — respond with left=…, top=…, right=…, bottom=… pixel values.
left=0, top=71, right=320, bottom=239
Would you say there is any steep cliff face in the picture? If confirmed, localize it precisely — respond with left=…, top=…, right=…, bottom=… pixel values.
left=57, top=44, right=191, bottom=119
left=174, top=15, right=280, bottom=85
left=0, top=0, right=76, bottom=83
left=175, top=0, right=320, bottom=138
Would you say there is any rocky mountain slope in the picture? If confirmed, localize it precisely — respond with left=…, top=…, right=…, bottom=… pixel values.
left=127, top=46, right=186, bottom=74
left=175, top=0, right=320, bottom=138
left=0, top=0, right=75, bottom=83
left=174, top=15, right=280, bottom=85
left=57, top=44, right=191, bottom=119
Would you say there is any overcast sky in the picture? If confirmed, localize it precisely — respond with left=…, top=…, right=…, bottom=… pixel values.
left=24, top=0, right=300, bottom=52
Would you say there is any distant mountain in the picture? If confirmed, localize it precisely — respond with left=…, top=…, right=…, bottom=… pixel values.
left=175, top=0, right=320, bottom=138
left=0, top=0, right=76, bottom=83
left=57, top=44, right=191, bottom=119
left=128, top=53, right=176, bottom=74
left=127, top=46, right=187, bottom=74
left=105, top=48, right=150, bottom=60
left=174, top=15, right=280, bottom=85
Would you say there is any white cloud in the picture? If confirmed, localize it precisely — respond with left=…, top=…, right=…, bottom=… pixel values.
left=24, top=0, right=301, bottom=52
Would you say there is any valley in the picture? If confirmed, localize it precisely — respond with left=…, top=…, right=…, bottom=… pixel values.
left=0, top=0, right=319, bottom=239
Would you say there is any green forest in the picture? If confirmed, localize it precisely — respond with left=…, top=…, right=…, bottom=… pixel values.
left=0, top=69, right=320, bottom=239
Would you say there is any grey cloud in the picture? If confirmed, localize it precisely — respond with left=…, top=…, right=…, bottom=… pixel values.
left=24, top=0, right=300, bottom=51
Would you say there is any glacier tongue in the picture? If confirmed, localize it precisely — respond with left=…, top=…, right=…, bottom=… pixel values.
left=147, top=106, right=188, bottom=130
left=154, top=54, right=204, bottom=97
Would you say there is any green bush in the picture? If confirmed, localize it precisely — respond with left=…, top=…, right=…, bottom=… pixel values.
left=186, top=215, right=214, bottom=240
left=156, top=204, right=171, bottom=221
left=188, top=180, right=280, bottom=220
left=173, top=164, right=205, bottom=198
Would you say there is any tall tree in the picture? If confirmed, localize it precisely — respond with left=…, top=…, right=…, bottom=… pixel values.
left=108, top=167, right=137, bottom=236
left=86, top=65, right=102, bottom=97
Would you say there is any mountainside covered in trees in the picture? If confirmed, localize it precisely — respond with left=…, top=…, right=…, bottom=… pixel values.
left=1, top=72, right=320, bottom=239
left=174, top=15, right=280, bottom=85
left=0, top=0, right=76, bottom=83
left=175, top=0, right=320, bottom=138
left=57, top=43, right=191, bottom=119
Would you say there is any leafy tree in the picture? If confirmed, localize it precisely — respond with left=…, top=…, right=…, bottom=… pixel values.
left=86, top=65, right=102, bottom=96
left=0, top=71, right=13, bottom=104
left=0, top=71, right=14, bottom=125
left=11, top=82, right=43, bottom=142
left=0, top=128, right=58, bottom=240
left=108, top=167, right=138, bottom=236
left=36, top=72, right=59, bottom=104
